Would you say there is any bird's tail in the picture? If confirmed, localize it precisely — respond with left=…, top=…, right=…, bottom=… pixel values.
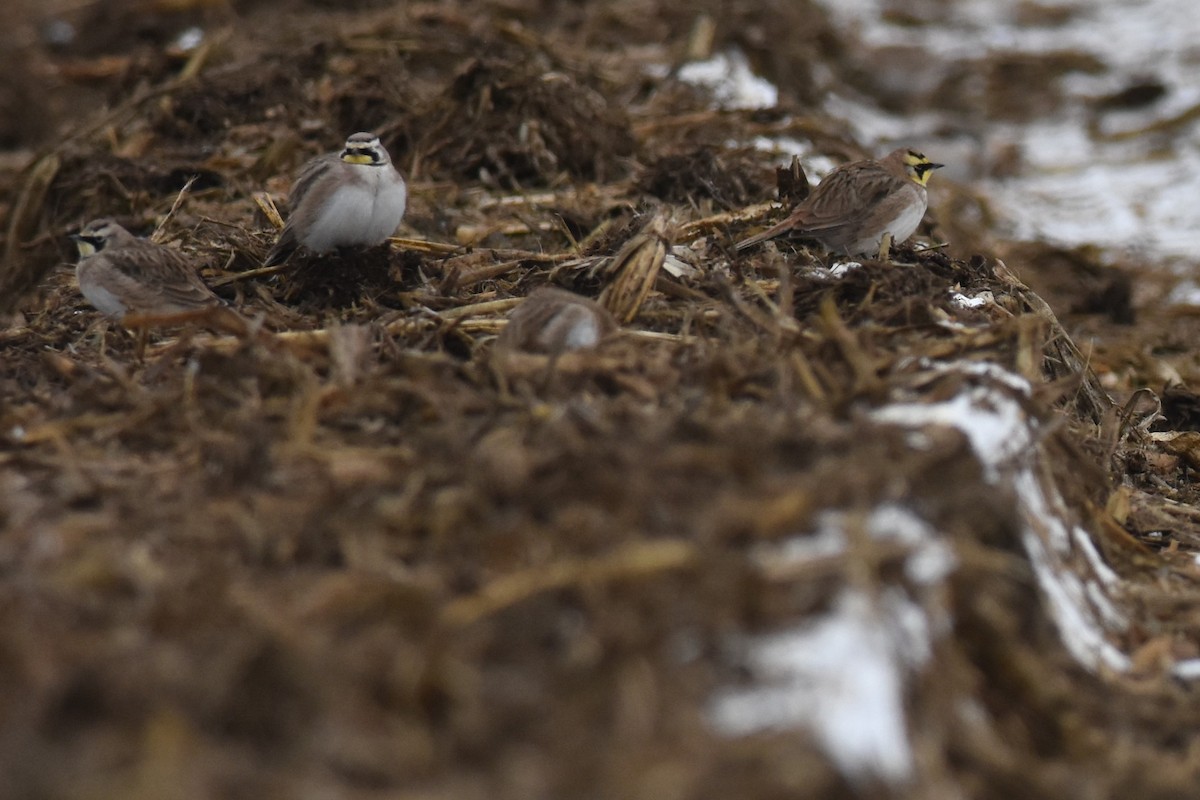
left=118, top=305, right=255, bottom=339
left=734, top=217, right=795, bottom=252
left=262, top=228, right=296, bottom=267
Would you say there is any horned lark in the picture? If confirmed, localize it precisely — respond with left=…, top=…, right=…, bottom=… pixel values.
left=264, top=132, right=408, bottom=266
left=71, top=219, right=253, bottom=355
left=736, top=148, right=944, bottom=258
left=496, top=287, right=618, bottom=354
left=71, top=218, right=223, bottom=319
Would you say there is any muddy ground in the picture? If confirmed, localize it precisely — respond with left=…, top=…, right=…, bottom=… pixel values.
left=4, top=0, right=1200, bottom=797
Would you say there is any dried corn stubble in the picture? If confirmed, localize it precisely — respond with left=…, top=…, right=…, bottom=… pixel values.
left=599, top=214, right=670, bottom=324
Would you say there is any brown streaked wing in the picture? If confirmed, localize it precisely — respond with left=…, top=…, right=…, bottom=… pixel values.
left=791, top=163, right=908, bottom=233
left=107, top=243, right=219, bottom=313
left=263, top=154, right=344, bottom=266
left=287, top=153, right=342, bottom=212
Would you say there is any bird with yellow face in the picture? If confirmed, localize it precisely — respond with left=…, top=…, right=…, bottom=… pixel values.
left=264, top=132, right=408, bottom=267
left=736, top=148, right=944, bottom=260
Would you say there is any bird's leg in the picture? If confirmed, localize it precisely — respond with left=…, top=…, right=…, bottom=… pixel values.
left=203, top=306, right=252, bottom=338
left=877, top=232, right=893, bottom=262
left=134, top=324, right=149, bottom=362
left=83, top=318, right=110, bottom=352
left=119, top=313, right=164, bottom=361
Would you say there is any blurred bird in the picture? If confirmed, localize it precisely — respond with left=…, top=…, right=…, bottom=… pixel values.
left=71, top=218, right=222, bottom=319
left=735, top=148, right=943, bottom=259
left=496, top=287, right=618, bottom=354
left=71, top=218, right=250, bottom=350
left=264, top=132, right=408, bottom=266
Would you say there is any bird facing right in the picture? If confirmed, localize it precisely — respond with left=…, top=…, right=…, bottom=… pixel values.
left=264, top=132, right=408, bottom=267
left=735, top=148, right=944, bottom=258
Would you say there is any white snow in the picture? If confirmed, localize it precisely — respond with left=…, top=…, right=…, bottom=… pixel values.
left=708, top=590, right=917, bottom=784
left=710, top=363, right=1140, bottom=781
left=172, top=26, right=204, bottom=52
left=872, top=382, right=1033, bottom=481
left=1167, top=280, right=1200, bottom=306
left=715, top=503, right=954, bottom=784
left=676, top=50, right=778, bottom=111
left=871, top=367, right=1130, bottom=673
left=950, top=291, right=991, bottom=309
left=754, top=504, right=955, bottom=587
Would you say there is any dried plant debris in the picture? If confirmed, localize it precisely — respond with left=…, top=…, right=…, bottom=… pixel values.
left=274, top=243, right=406, bottom=309
left=417, top=57, right=636, bottom=187
left=638, top=148, right=763, bottom=210
left=2, top=0, right=1200, bottom=798
left=599, top=214, right=669, bottom=323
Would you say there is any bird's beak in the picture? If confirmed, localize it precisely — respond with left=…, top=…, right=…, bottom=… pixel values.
left=928, top=163, right=945, bottom=170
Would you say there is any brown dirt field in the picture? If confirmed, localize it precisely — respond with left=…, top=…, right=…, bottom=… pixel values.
left=4, top=1, right=1200, bottom=798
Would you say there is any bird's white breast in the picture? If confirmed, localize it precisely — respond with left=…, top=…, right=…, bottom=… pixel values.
left=302, top=165, right=408, bottom=253
left=537, top=305, right=605, bottom=351
left=847, top=185, right=927, bottom=255
left=77, top=263, right=129, bottom=318
left=882, top=188, right=928, bottom=245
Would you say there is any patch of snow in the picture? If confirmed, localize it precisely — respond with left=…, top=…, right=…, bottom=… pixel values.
left=871, top=367, right=1130, bottom=674
left=1072, top=525, right=1122, bottom=588
left=708, top=590, right=917, bottom=784
left=748, top=135, right=808, bottom=157
left=757, top=504, right=955, bottom=588
left=950, top=291, right=991, bottom=309
left=1172, top=658, right=1200, bottom=680
left=872, top=383, right=1032, bottom=481
left=942, top=361, right=1032, bottom=396
left=758, top=525, right=846, bottom=566
left=747, top=137, right=841, bottom=177
left=172, top=26, right=204, bottom=52
left=822, top=93, right=944, bottom=152
left=712, top=360, right=1136, bottom=783
left=677, top=50, right=778, bottom=111
left=987, top=151, right=1200, bottom=260
left=868, top=505, right=957, bottom=586
left=885, top=586, right=936, bottom=666
left=1167, top=280, right=1200, bottom=306
left=724, top=503, right=955, bottom=784
left=1024, top=531, right=1131, bottom=673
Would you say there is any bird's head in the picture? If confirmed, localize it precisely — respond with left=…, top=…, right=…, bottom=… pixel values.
left=899, top=150, right=944, bottom=186
left=340, top=132, right=389, bottom=166
left=70, top=218, right=133, bottom=257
